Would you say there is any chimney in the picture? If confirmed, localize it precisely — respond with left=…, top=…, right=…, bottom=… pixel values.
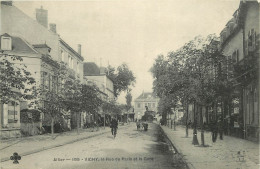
left=1, top=1, right=13, bottom=6
left=49, top=23, right=56, bottom=33
left=36, top=6, right=48, bottom=28
left=78, top=44, right=81, bottom=55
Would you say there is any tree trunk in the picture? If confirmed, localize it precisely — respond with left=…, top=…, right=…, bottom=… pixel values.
left=192, top=102, right=199, bottom=145
left=186, top=102, right=189, bottom=137
left=173, top=107, right=176, bottom=131
left=104, top=113, right=106, bottom=129
left=51, top=117, right=54, bottom=135
left=200, top=105, right=205, bottom=146
left=76, top=113, right=79, bottom=134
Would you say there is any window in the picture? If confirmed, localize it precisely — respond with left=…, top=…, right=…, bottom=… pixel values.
left=71, top=57, right=74, bottom=69
left=248, top=29, right=256, bottom=53
left=1, top=36, right=12, bottom=50
left=236, top=50, right=239, bottom=62
left=77, top=62, right=79, bottom=74
left=68, top=55, right=71, bottom=67
left=41, top=72, right=48, bottom=89
left=52, top=76, right=56, bottom=92
left=49, top=75, right=53, bottom=91
left=44, top=72, right=49, bottom=90
left=254, top=88, right=258, bottom=103
left=8, top=101, right=18, bottom=123
left=232, top=50, right=239, bottom=63
left=61, top=50, right=64, bottom=62
left=138, top=103, right=141, bottom=108
left=153, top=103, right=155, bottom=108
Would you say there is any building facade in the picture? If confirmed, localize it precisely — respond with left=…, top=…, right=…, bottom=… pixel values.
left=84, top=62, right=115, bottom=101
left=134, top=92, right=159, bottom=120
left=220, top=0, right=259, bottom=141
left=0, top=33, right=60, bottom=138
left=1, top=2, right=85, bottom=132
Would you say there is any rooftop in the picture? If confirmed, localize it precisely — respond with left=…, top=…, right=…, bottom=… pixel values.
left=59, top=38, right=84, bottom=61
left=83, top=62, right=100, bottom=76
left=135, top=92, right=158, bottom=100
left=0, top=33, right=38, bottom=54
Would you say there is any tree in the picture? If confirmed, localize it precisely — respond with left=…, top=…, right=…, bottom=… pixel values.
left=151, top=34, right=229, bottom=146
left=106, top=63, right=136, bottom=98
left=80, top=84, right=103, bottom=126
left=102, top=100, right=122, bottom=121
left=32, top=62, right=67, bottom=135
left=0, top=53, right=35, bottom=104
left=62, top=77, right=82, bottom=134
left=125, top=90, right=132, bottom=112
left=125, top=90, right=132, bottom=123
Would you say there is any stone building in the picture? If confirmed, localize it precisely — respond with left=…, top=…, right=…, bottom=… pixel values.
left=134, top=92, right=159, bottom=120
left=0, top=33, right=60, bottom=138
left=83, top=62, right=116, bottom=126
left=220, top=0, right=259, bottom=141
left=84, top=62, right=115, bottom=101
left=1, top=1, right=85, bottom=131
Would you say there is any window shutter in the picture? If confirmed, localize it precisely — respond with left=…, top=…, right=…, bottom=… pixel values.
left=236, top=50, right=239, bottom=62
left=256, top=33, right=260, bottom=50
left=41, top=72, right=44, bottom=89
left=252, top=30, right=256, bottom=50
left=50, top=75, right=52, bottom=91
left=232, top=51, right=236, bottom=63
left=245, top=39, right=248, bottom=56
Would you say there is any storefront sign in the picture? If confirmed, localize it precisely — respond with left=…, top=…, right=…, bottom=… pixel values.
left=234, top=122, right=239, bottom=128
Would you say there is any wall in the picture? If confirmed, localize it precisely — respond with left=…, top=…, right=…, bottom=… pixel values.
left=222, top=29, right=244, bottom=62
left=60, top=43, right=84, bottom=82
left=134, top=98, right=159, bottom=120
left=243, top=2, right=259, bottom=129
left=20, top=122, right=41, bottom=136
left=86, top=75, right=115, bottom=100
left=105, top=76, right=114, bottom=100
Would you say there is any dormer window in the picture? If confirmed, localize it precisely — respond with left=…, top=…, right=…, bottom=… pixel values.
left=1, top=36, right=12, bottom=50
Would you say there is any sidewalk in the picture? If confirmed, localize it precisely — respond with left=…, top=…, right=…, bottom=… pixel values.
left=160, top=125, right=260, bottom=169
left=0, top=127, right=111, bottom=162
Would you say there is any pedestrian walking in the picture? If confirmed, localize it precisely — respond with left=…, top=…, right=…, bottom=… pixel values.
left=218, top=117, right=224, bottom=140
left=187, top=120, right=192, bottom=129
left=136, top=120, right=141, bottom=130
left=210, top=120, right=218, bottom=142
left=110, top=118, right=118, bottom=137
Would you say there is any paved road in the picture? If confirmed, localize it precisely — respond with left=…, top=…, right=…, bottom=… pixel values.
left=1, top=123, right=187, bottom=169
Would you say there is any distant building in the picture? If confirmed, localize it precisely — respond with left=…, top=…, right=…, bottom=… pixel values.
left=83, top=62, right=115, bottom=126
left=134, top=92, right=159, bottom=120
left=84, top=62, right=115, bottom=101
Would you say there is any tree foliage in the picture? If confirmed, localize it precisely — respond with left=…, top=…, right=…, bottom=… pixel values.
left=151, top=34, right=231, bottom=106
left=125, top=90, right=132, bottom=112
left=106, top=63, right=136, bottom=98
left=0, top=53, right=36, bottom=103
left=151, top=34, right=233, bottom=145
left=80, top=84, right=103, bottom=114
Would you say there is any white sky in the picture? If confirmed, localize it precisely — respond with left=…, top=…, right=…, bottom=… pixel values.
left=14, top=0, right=239, bottom=104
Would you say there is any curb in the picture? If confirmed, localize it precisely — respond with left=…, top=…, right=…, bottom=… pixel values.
left=1, top=124, right=130, bottom=163
left=0, top=130, right=109, bottom=162
left=158, top=125, right=196, bottom=169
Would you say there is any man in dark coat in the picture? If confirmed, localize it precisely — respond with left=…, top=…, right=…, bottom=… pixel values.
left=218, top=118, right=224, bottom=140
left=210, top=120, right=218, bottom=142
left=110, top=118, right=118, bottom=136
